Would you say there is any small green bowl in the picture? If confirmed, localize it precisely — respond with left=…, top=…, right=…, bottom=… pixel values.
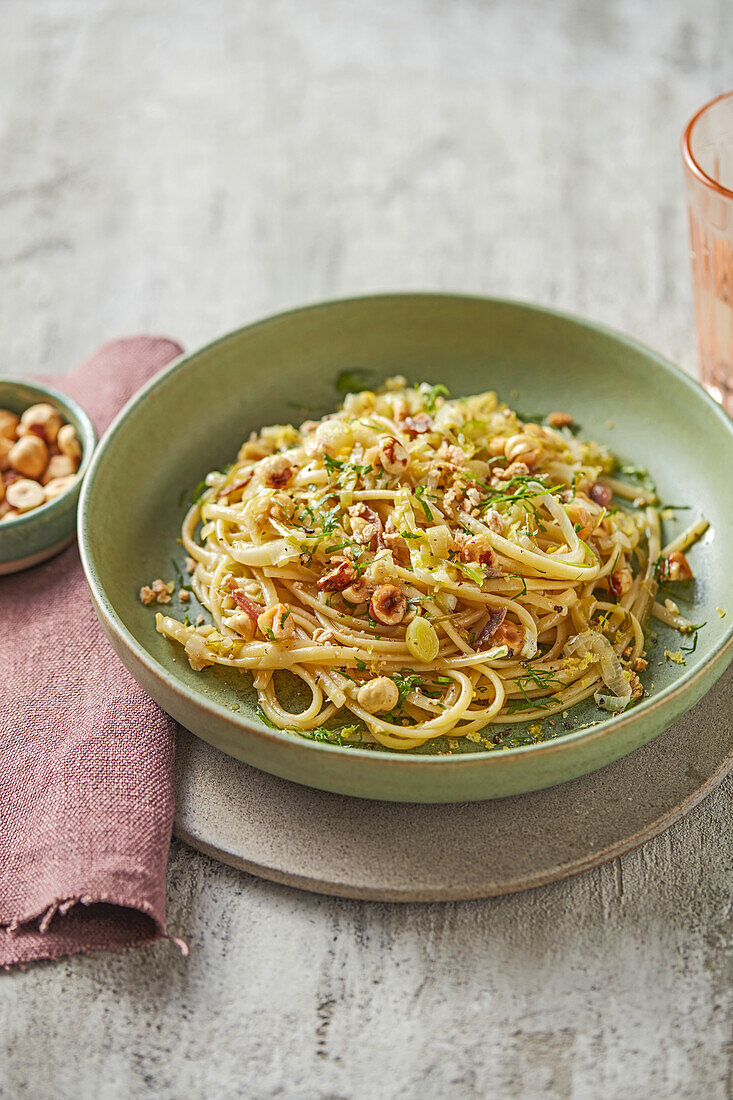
left=0, top=379, right=97, bottom=574
left=78, top=295, right=733, bottom=802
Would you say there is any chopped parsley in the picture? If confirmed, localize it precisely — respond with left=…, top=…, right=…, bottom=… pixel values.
left=680, top=622, right=706, bottom=653
left=514, top=666, right=564, bottom=705
left=421, top=383, right=450, bottom=413
left=389, top=670, right=424, bottom=714
left=413, top=485, right=434, bottom=522
left=191, top=479, right=208, bottom=505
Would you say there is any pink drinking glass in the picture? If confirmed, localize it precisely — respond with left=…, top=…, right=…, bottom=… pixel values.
left=682, top=91, right=733, bottom=414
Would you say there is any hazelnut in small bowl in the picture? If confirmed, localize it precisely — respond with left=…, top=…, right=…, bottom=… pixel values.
left=0, top=379, right=97, bottom=574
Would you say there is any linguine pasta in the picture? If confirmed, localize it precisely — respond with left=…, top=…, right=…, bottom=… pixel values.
left=154, top=379, right=706, bottom=751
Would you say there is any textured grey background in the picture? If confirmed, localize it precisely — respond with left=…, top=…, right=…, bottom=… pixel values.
left=1, top=1, right=731, bottom=1098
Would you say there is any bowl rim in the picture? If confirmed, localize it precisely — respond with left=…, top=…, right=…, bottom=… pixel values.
left=78, top=292, right=733, bottom=768
left=0, top=377, right=97, bottom=529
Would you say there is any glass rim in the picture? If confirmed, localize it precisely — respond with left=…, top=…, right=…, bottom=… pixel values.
left=682, top=89, right=733, bottom=201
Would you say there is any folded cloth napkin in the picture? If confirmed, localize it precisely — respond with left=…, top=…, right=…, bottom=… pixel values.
left=1, top=337, right=185, bottom=968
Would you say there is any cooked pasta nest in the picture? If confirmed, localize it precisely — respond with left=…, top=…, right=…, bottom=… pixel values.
left=155, top=378, right=706, bottom=751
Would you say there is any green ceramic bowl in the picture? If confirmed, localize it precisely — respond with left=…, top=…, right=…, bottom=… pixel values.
left=78, top=295, right=733, bottom=802
left=0, top=379, right=96, bottom=574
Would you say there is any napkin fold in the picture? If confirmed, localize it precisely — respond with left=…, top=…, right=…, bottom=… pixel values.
left=1, top=337, right=184, bottom=968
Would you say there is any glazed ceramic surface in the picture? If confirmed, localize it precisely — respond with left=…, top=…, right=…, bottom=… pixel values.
left=0, top=380, right=96, bottom=574
left=78, top=295, right=733, bottom=802
left=172, top=668, right=733, bottom=899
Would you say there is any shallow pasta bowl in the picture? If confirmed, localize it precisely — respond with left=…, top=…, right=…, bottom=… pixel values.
left=78, top=294, right=733, bottom=802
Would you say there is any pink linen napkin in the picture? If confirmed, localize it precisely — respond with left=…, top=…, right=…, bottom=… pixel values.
left=0, top=337, right=186, bottom=967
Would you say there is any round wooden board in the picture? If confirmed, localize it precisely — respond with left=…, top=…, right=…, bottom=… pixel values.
left=173, top=669, right=732, bottom=902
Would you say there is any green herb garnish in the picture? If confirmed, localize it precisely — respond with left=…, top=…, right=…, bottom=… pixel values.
left=680, top=622, right=706, bottom=653
left=422, top=383, right=450, bottom=413
left=335, top=369, right=374, bottom=395
left=413, top=485, right=434, bottom=522
left=191, top=479, right=208, bottom=505
left=388, top=670, right=424, bottom=715
left=619, top=464, right=657, bottom=495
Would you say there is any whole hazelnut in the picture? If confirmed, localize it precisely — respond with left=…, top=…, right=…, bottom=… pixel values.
left=0, top=437, right=13, bottom=472
left=0, top=409, right=19, bottom=440
left=43, top=474, right=77, bottom=501
left=57, top=423, right=82, bottom=461
left=6, top=478, right=45, bottom=512
left=9, top=434, right=48, bottom=480
left=18, top=403, right=63, bottom=444
left=41, top=454, right=77, bottom=484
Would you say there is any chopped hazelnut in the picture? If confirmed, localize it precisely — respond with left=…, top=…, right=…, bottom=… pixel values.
left=317, top=559, right=358, bottom=592
left=402, top=413, right=433, bottom=438
left=667, top=551, right=693, bottom=582
left=494, top=460, right=532, bottom=481
left=369, top=584, right=407, bottom=625
left=342, top=577, right=371, bottom=605
left=547, top=411, right=573, bottom=428
left=629, top=672, right=644, bottom=702
left=377, top=436, right=409, bottom=476
left=148, top=578, right=174, bottom=604
left=228, top=611, right=256, bottom=640
left=483, top=508, right=504, bottom=534
left=504, top=433, right=541, bottom=467
left=491, top=619, right=525, bottom=656
left=609, top=568, right=633, bottom=598
left=258, top=603, right=295, bottom=640
left=460, top=535, right=495, bottom=567
left=258, top=454, right=293, bottom=489
left=383, top=531, right=411, bottom=568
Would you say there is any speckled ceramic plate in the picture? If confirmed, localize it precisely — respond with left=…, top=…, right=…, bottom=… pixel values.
left=172, top=669, right=733, bottom=900
left=78, top=294, right=733, bottom=802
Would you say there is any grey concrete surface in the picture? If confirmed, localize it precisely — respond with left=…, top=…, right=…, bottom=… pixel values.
left=0, top=1, right=731, bottom=1097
